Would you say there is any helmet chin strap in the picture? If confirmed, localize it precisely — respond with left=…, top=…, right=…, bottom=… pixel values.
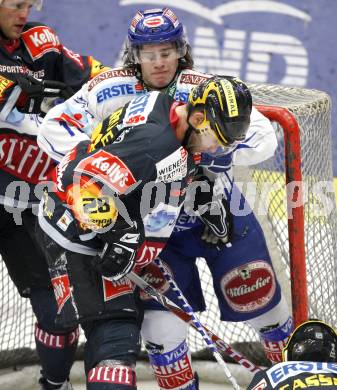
left=182, top=106, right=198, bottom=149
left=181, top=124, right=195, bottom=149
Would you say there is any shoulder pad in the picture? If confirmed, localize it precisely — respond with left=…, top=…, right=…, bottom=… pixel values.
left=22, top=21, right=48, bottom=30
left=21, top=24, right=61, bottom=60
left=88, top=58, right=111, bottom=80
left=178, top=69, right=211, bottom=86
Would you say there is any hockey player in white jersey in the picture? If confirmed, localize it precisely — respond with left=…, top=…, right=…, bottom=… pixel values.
left=38, top=8, right=293, bottom=390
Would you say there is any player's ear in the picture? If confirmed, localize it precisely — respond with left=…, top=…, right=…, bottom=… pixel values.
left=189, top=110, right=204, bottom=127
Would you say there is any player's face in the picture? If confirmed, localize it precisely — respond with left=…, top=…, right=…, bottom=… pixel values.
left=139, top=42, right=179, bottom=90
left=187, top=113, right=229, bottom=156
left=0, top=1, right=35, bottom=40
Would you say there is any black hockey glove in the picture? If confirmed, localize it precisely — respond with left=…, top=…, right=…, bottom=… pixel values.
left=199, top=197, right=232, bottom=247
left=93, top=222, right=142, bottom=281
left=16, top=75, right=74, bottom=114
left=192, top=176, right=232, bottom=248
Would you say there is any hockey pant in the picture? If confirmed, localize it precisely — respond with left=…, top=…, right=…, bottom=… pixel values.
left=142, top=209, right=293, bottom=373
left=36, top=227, right=144, bottom=389
left=0, top=206, right=78, bottom=384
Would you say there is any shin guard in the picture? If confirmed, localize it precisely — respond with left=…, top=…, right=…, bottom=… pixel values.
left=259, top=316, right=294, bottom=363
left=146, top=339, right=197, bottom=390
left=35, top=323, right=79, bottom=383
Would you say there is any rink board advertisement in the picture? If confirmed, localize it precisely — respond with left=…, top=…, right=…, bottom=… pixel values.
left=33, top=0, right=337, bottom=172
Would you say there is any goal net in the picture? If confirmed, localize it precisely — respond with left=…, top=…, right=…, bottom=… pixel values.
left=187, top=83, right=337, bottom=365
left=0, top=83, right=336, bottom=370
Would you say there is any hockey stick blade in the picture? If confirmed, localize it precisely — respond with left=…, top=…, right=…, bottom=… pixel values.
left=128, top=271, right=261, bottom=374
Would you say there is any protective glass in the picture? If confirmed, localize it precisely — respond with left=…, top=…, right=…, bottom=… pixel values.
left=133, top=42, right=186, bottom=64
left=0, top=0, right=43, bottom=11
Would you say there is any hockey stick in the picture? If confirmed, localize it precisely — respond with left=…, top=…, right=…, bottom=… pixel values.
left=153, top=257, right=242, bottom=389
left=127, top=270, right=261, bottom=375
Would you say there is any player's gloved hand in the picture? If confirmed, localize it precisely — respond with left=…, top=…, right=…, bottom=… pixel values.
left=188, top=174, right=232, bottom=248
left=93, top=222, right=142, bottom=281
left=199, top=197, right=232, bottom=248
left=16, top=75, right=74, bottom=114
left=201, top=224, right=230, bottom=245
left=94, top=241, right=136, bottom=281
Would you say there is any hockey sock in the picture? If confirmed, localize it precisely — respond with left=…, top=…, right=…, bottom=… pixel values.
left=87, top=363, right=136, bottom=389
left=146, top=339, right=197, bottom=390
left=35, top=323, right=79, bottom=383
left=259, top=316, right=293, bottom=363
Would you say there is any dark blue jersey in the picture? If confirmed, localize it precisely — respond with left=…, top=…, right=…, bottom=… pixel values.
left=247, top=361, right=337, bottom=389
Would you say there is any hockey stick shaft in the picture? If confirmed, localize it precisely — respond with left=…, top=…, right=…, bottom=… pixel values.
left=153, top=258, right=241, bottom=389
left=128, top=271, right=261, bottom=375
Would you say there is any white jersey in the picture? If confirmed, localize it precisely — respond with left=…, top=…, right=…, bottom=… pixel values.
left=38, top=67, right=277, bottom=169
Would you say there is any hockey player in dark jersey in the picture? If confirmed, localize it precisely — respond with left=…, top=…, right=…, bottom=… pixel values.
left=0, top=1, right=107, bottom=389
left=247, top=320, right=337, bottom=390
left=38, top=8, right=293, bottom=389
left=36, top=76, right=253, bottom=390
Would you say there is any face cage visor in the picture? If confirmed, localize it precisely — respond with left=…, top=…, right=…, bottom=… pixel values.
left=187, top=118, right=234, bottom=157
left=0, top=0, right=43, bottom=10
left=130, top=39, right=186, bottom=64
left=199, top=119, right=249, bottom=158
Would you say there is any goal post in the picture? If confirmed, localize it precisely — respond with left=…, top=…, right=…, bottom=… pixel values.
left=256, top=104, right=307, bottom=326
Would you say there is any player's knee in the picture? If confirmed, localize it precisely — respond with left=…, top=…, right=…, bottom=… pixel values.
left=87, top=360, right=136, bottom=389
left=29, top=287, right=60, bottom=331
left=247, top=294, right=293, bottom=364
left=83, top=319, right=141, bottom=376
left=142, top=310, right=188, bottom=351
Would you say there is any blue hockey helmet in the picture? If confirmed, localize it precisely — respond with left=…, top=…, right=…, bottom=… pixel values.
left=127, top=8, right=187, bottom=63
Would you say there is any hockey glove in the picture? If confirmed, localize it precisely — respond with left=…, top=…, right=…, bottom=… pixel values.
left=199, top=197, right=231, bottom=247
left=192, top=176, right=232, bottom=247
left=16, top=75, right=74, bottom=114
left=93, top=222, right=142, bottom=281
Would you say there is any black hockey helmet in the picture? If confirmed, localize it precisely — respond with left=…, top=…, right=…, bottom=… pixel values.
left=188, top=75, right=252, bottom=146
left=282, top=319, right=337, bottom=362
